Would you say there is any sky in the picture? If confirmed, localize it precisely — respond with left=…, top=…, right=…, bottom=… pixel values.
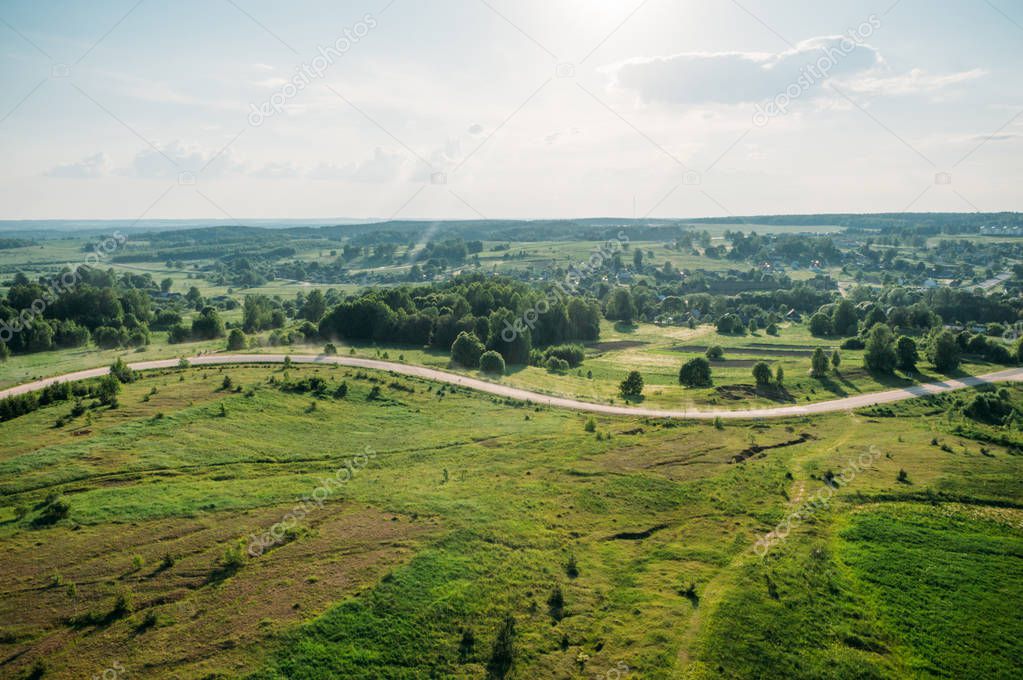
left=0, top=0, right=1020, bottom=221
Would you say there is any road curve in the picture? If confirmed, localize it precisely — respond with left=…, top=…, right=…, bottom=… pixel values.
left=2, top=354, right=1022, bottom=420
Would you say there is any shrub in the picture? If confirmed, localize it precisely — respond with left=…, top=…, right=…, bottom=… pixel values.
left=487, top=615, right=516, bottom=679
left=679, top=357, right=712, bottom=387
left=840, top=337, right=865, bottom=350
left=226, top=328, right=246, bottom=351
left=323, top=343, right=337, bottom=355
left=811, top=347, right=829, bottom=377
left=543, top=344, right=585, bottom=367
left=479, top=350, right=506, bottom=375
left=619, top=371, right=644, bottom=398
left=808, top=312, right=833, bottom=337
left=752, top=362, right=773, bottom=386
left=545, top=356, right=570, bottom=372
left=451, top=331, right=485, bottom=368
left=705, top=345, right=724, bottom=360
left=583, top=417, right=596, bottom=433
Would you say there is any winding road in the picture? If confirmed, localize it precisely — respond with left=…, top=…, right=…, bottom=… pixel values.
left=2, top=353, right=1021, bottom=420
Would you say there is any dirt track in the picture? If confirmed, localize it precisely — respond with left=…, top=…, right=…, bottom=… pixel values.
left=2, top=353, right=1021, bottom=420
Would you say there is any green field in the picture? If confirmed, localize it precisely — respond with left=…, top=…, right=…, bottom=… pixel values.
left=0, top=362, right=1020, bottom=678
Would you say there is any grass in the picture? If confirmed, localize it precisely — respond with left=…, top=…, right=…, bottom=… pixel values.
left=0, top=362, right=1020, bottom=678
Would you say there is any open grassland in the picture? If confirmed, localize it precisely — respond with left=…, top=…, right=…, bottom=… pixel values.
left=0, top=364, right=1020, bottom=678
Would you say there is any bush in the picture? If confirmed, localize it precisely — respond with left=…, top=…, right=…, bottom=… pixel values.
left=226, top=328, right=246, bottom=351
left=323, top=342, right=337, bottom=355
left=808, top=312, right=833, bottom=337
left=451, top=331, right=485, bottom=368
left=679, top=357, right=712, bottom=387
left=479, top=350, right=506, bottom=375
left=840, top=337, right=865, bottom=350
left=705, top=345, right=724, bottom=360
left=619, top=370, right=644, bottom=398
left=543, top=344, right=585, bottom=367
left=110, top=357, right=136, bottom=383
left=583, top=417, right=596, bottom=433
left=752, top=362, right=773, bottom=386
left=545, top=356, right=569, bottom=372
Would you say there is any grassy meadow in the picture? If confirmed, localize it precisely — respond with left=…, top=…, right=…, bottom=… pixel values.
left=0, top=362, right=1020, bottom=678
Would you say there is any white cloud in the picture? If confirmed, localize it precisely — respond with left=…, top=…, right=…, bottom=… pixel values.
left=123, top=141, right=245, bottom=178
left=607, top=36, right=982, bottom=107
left=308, top=147, right=409, bottom=183
left=845, top=68, right=987, bottom=96
left=45, top=152, right=110, bottom=178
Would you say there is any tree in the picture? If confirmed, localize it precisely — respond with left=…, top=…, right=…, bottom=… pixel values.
left=302, top=289, right=327, bottom=323
left=479, top=350, right=506, bottom=375
left=811, top=347, right=830, bottom=377
left=752, top=362, right=773, bottom=387
left=863, top=323, right=897, bottom=374
left=928, top=329, right=961, bottom=373
left=705, top=345, right=724, bottom=360
left=831, top=349, right=841, bottom=372
left=679, top=357, right=712, bottom=387
left=227, top=328, right=246, bottom=351
left=831, top=299, right=858, bottom=337
left=191, top=307, right=225, bottom=340
left=605, top=288, right=636, bottom=324
left=632, top=249, right=643, bottom=270
left=619, top=370, right=644, bottom=399
left=808, top=312, right=832, bottom=337
left=110, top=357, right=136, bottom=383
left=775, top=365, right=784, bottom=385
left=487, top=615, right=516, bottom=679
left=160, top=278, right=173, bottom=293
left=716, top=313, right=743, bottom=334
left=451, top=331, right=485, bottom=368
left=895, top=336, right=918, bottom=372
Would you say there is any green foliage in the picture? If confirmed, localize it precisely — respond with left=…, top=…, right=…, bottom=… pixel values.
left=479, top=350, right=505, bottom=375
left=895, top=336, right=918, bottom=372
left=863, top=323, right=897, bottom=374
left=928, top=329, right=961, bottom=373
left=810, top=347, right=829, bottom=377
left=808, top=312, right=832, bottom=337
left=705, top=345, right=724, bottom=360
left=451, top=331, right=485, bottom=368
left=752, top=362, right=773, bottom=387
left=679, top=357, right=712, bottom=387
left=227, top=328, right=246, bottom=351
left=618, top=370, right=644, bottom=398
left=831, top=299, right=858, bottom=336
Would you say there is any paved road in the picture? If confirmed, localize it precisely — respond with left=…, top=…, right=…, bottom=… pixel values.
left=2, top=354, right=1021, bottom=420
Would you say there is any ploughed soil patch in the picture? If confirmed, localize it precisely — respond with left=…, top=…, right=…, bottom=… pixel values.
left=715, top=384, right=794, bottom=403
left=0, top=504, right=439, bottom=679
left=730, top=433, right=815, bottom=463
left=587, top=340, right=649, bottom=351
left=709, top=358, right=764, bottom=368
left=672, top=345, right=816, bottom=357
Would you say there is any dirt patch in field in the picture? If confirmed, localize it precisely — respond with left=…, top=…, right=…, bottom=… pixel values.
left=708, top=359, right=764, bottom=368
left=730, top=433, right=814, bottom=463
left=0, top=504, right=440, bottom=679
left=586, top=340, right=649, bottom=352
left=605, top=524, right=669, bottom=541
left=715, top=384, right=794, bottom=403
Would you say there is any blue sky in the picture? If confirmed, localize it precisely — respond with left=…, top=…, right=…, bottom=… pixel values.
left=0, top=0, right=1020, bottom=220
